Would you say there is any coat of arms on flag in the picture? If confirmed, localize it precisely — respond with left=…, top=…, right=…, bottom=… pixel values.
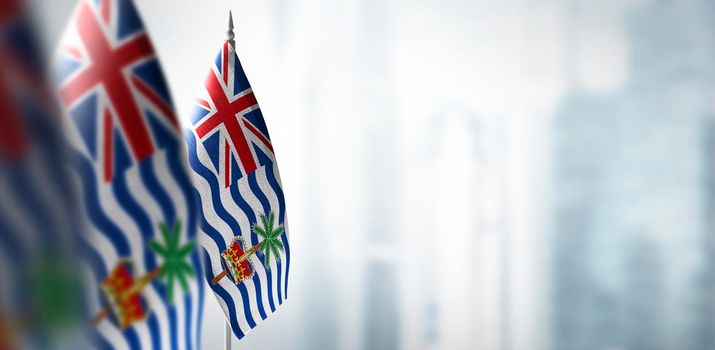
left=186, top=12, right=291, bottom=341
left=54, top=0, right=203, bottom=348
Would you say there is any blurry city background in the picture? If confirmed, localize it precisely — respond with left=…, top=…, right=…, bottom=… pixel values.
left=23, top=0, right=715, bottom=349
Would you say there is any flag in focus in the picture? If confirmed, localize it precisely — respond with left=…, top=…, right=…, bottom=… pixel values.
left=186, top=12, right=291, bottom=341
left=0, top=0, right=84, bottom=348
left=54, top=0, right=203, bottom=348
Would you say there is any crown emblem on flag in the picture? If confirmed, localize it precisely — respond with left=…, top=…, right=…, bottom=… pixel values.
left=99, top=260, right=154, bottom=329
left=212, top=237, right=261, bottom=285
left=211, top=212, right=285, bottom=285
left=221, top=237, right=258, bottom=284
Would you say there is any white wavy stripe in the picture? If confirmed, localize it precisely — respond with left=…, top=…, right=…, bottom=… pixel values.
left=190, top=172, right=232, bottom=250
left=236, top=169, right=276, bottom=313
left=3, top=165, right=55, bottom=250
left=190, top=168, right=252, bottom=335
left=196, top=229, right=224, bottom=289
left=255, top=166, right=287, bottom=304
left=212, top=286, right=241, bottom=337
left=27, top=154, right=71, bottom=243
left=154, top=150, right=197, bottom=350
left=0, top=178, right=38, bottom=255
left=67, top=158, right=120, bottom=278
left=187, top=269, right=200, bottom=350
left=96, top=307, right=130, bottom=349
left=80, top=262, right=100, bottom=318
left=124, top=163, right=172, bottom=350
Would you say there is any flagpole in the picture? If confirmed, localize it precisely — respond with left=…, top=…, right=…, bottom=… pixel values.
left=224, top=13, right=236, bottom=350
left=224, top=14, right=236, bottom=350
left=227, top=10, right=236, bottom=49
left=225, top=321, right=232, bottom=350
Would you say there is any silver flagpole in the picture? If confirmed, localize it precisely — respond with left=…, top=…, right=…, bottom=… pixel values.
left=225, top=11, right=235, bottom=350
left=225, top=321, right=232, bottom=350
left=227, top=10, right=236, bottom=49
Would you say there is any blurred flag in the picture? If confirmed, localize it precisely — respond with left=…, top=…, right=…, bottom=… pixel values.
left=54, top=0, right=203, bottom=348
left=0, top=0, right=84, bottom=348
left=186, top=12, right=291, bottom=340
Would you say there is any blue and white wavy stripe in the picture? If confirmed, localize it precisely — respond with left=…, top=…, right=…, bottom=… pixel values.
left=68, top=143, right=202, bottom=350
left=186, top=131, right=290, bottom=340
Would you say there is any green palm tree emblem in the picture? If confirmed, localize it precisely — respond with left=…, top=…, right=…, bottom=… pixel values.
left=253, top=212, right=285, bottom=268
left=150, top=221, right=195, bottom=302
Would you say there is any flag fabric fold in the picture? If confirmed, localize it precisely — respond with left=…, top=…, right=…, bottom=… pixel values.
left=54, top=0, right=203, bottom=348
left=186, top=38, right=291, bottom=340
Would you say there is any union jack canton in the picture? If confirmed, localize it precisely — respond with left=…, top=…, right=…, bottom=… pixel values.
left=54, top=0, right=203, bottom=348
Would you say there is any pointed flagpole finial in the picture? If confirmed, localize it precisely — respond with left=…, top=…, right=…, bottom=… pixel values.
left=227, top=10, right=236, bottom=49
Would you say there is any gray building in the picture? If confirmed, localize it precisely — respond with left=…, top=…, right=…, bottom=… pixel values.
left=551, top=0, right=715, bottom=349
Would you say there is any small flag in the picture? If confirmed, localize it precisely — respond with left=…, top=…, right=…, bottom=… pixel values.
left=186, top=12, right=291, bottom=340
left=54, top=0, right=203, bottom=348
left=0, top=0, right=84, bottom=347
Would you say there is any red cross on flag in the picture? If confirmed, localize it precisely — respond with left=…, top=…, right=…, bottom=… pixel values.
left=57, top=0, right=178, bottom=182
left=191, top=39, right=274, bottom=188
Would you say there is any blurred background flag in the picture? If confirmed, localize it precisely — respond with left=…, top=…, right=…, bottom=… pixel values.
left=186, top=11, right=291, bottom=341
left=0, top=0, right=84, bottom=348
left=53, top=0, right=203, bottom=348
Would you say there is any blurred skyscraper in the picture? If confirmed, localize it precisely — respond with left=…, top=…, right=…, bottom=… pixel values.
left=551, top=0, right=715, bottom=349
left=698, top=117, right=715, bottom=349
